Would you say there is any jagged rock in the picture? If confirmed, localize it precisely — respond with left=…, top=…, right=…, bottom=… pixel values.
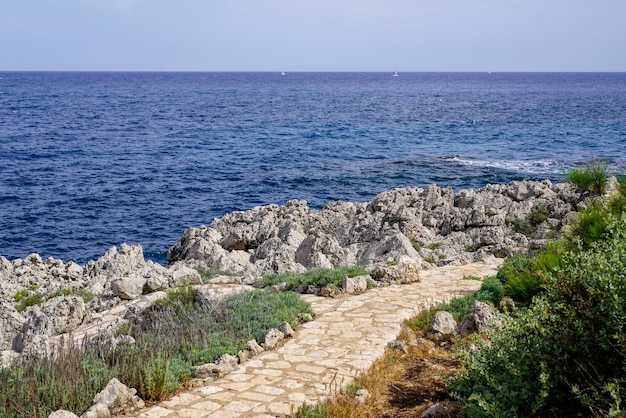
left=472, top=301, right=502, bottom=331
left=43, top=295, right=86, bottom=335
left=263, top=328, right=286, bottom=350
left=354, top=388, right=370, bottom=404
left=457, top=315, right=476, bottom=336
left=278, top=321, right=295, bottom=337
left=371, top=257, right=421, bottom=284
left=166, top=180, right=582, bottom=275
left=12, top=306, right=52, bottom=352
left=48, top=411, right=80, bottom=418
left=458, top=301, right=502, bottom=336
left=81, top=402, right=110, bottom=418
left=246, top=339, right=265, bottom=356
left=195, top=353, right=239, bottom=378
left=110, top=274, right=146, bottom=300
left=0, top=303, right=25, bottom=350
left=92, top=378, right=144, bottom=415
left=0, top=349, right=19, bottom=367
left=431, top=311, right=457, bottom=335
left=422, top=403, right=451, bottom=418
left=342, top=275, right=368, bottom=294
left=167, top=262, right=202, bottom=287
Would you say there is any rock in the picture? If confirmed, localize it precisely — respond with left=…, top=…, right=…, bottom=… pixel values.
left=246, top=339, right=265, bottom=356
left=43, top=295, right=86, bottom=335
left=354, top=388, right=370, bottom=404
left=472, top=301, right=502, bottom=331
left=92, top=378, right=144, bottom=415
left=371, top=256, right=421, bottom=284
left=167, top=263, right=202, bottom=288
left=421, top=403, right=451, bottom=418
left=0, top=303, right=25, bottom=350
left=278, top=321, right=295, bottom=337
left=167, top=180, right=583, bottom=275
left=431, top=311, right=457, bottom=335
left=110, top=274, right=146, bottom=300
left=263, top=328, right=285, bottom=350
left=458, top=301, right=502, bottom=336
left=12, top=306, right=52, bottom=352
left=319, top=286, right=337, bottom=297
left=457, top=315, right=476, bottom=336
left=342, top=275, right=368, bottom=294
left=81, top=402, right=110, bottom=418
left=48, top=411, right=80, bottom=418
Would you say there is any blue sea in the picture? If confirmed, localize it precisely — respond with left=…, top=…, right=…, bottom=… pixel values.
left=1, top=72, right=625, bottom=264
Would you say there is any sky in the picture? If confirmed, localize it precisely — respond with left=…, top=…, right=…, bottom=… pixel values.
left=1, top=0, right=625, bottom=72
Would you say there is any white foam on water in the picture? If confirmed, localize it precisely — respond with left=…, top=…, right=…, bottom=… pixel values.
left=448, top=156, right=566, bottom=175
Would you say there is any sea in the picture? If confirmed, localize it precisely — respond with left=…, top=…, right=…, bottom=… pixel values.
left=1, top=72, right=625, bottom=265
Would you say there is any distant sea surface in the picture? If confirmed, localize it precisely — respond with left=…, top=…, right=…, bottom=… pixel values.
left=1, top=72, right=625, bottom=264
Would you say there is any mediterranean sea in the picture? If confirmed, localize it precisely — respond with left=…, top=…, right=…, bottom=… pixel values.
left=1, top=72, right=625, bottom=264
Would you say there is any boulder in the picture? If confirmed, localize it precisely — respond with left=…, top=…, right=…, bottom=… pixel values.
left=92, top=378, right=144, bottom=415
left=110, top=274, right=146, bottom=300
left=48, top=411, right=80, bottom=418
left=371, top=256, right=421, bottom=284
left=472, top=301, right=502, bottom=331
left=0, top=303, right=25, bottom=350
left=342, top=275, right=368, bottom=294
left=263, top=328, right=286, bottom=350
left=431, top=311, right=457, bottom=335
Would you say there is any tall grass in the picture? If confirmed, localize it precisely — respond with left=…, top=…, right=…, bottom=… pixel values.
left=565, top=157, right=609, bottom=196
left=0, top=288, right=314, bottom=417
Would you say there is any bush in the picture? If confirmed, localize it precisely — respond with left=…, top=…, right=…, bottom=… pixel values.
left=0, top=289, right=314, bottom=416
left=452, top=214, right=626, bottom=417
left=260, top=266, right=369, bottom=291
left=565, top=157, right=609, bottom=196
left=495, top=255, right=541, bottom=304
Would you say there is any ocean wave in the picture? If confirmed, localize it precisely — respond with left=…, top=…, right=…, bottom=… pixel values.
left=443, top=156, right=567, bottom=176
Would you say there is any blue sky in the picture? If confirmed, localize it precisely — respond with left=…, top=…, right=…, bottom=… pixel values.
left=2, top=0, right=625, bottom=71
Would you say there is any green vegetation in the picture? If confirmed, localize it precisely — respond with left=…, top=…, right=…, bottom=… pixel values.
left=14, top=286, right=95, bottom=313
left=409, top=236, right=421, bottom=252
left=450, top=168, right=626, bottom=417
left=427, top=242, right=442, bottom=250
left=15, top=290, right=43, bottom=313
left=260, top=266, right=369, bottom=291
left=512, top=201, right=551, bottom=236
left=565, top=157, right=609, bottom=196
left=196, top=267, right=237, bottom=283
left=0, top=288, right=314, bottom=418
left=288, top=402, right=331, bottom=418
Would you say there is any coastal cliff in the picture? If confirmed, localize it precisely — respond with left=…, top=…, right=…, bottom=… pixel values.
left=1, top=180, right=583, bottom=367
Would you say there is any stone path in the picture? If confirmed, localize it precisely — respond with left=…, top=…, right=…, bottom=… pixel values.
left=123, top=261, right=500, bottom=418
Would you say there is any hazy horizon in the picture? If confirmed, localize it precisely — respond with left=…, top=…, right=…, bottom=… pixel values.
left=2, top=1, right=625, bottom=73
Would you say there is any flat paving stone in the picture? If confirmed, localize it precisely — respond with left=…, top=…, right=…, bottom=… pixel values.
left=119, top=261, right=499, bottom=418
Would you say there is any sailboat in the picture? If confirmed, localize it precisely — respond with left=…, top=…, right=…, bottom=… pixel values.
left=281, top=71, right=286, bottom=76
left=393, top=70, right=399, bottom=77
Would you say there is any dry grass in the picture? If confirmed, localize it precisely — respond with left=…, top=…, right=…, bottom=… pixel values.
left=320, top=327, right=464, bottom=418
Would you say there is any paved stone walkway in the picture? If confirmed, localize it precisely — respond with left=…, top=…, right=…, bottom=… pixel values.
left=124, top=261, right=500, bottom=418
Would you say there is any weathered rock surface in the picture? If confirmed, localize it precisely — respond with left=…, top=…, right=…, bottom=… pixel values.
left=0, top=180, right=582, bottom=368
left=168, top=180, right=581, bottom=275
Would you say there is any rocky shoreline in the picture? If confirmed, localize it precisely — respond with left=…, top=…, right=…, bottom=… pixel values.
left=1, top=180, right=584, bottom=368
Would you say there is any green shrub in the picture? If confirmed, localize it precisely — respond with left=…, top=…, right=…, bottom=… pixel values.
left=496, top=254, right=542, bottom=304
left=512, top=201, right=551, bottom=236
left=475, top=276, right=504, bottom=306
left=409, top=236, right=421, bottom=252
left=565, top=157, right=609, bottom=196
left=15, top=291, right=44, bottom=313
left=0, top=288, right=314, bottom=417
left=452, top=213, right=626, bottom=417
left=260, top=266, right=369, bottom=291
left=288, top=402, right=331, bottom=418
